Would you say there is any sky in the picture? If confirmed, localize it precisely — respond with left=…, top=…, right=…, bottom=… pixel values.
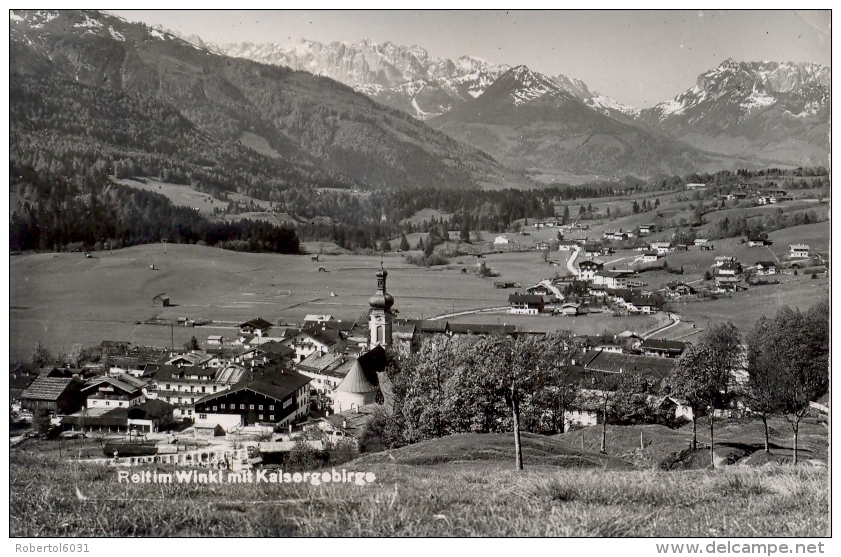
left=108, top=10, right=829, bottom=108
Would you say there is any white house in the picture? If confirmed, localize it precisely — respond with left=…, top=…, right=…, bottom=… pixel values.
left=577, top=260, right=604, bottom=281
left=789, top=244, right=810, bottom=258
left=494, top=235, right=512, bottom=245
left=686, top=183, right=707, bottom=190
left=593, top=270, right=634, bottom=290
left=755, top=261, right=778, bottom=276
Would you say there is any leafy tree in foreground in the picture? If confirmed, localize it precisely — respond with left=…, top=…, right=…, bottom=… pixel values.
left=743, top=316, right=786, bottom=452
left=668, top=323, right=741, bottom=467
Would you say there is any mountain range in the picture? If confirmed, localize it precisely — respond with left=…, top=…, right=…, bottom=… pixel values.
left=9, top=9, right=830, bottom=196
left=9, top=9, right=513, bottom=193
left=215, top=38, right=829, bottom=170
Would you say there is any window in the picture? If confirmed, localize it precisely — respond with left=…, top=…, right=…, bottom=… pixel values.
left=200, top=414, right=207, bottom=420
left=221, top=404, right=225, bottom=409
left=105, top=401, right=110, bottom=406
left=269, top=405, right=274, bottom=411
left=269, top=415, right=274, bottom=421
left=213, top=386, right=217, bottom=392
left=166, top=384, right=171, bottom=390
left=259, top=414, right=263, bottom=420
left=213, top=406, right=217, bottom=411
left=201, top=386, right=206, bottom=393
left=258, top=405, right=263, bottom=410
left=240, top=404, right=245, bottom=410
left=249, top=404, right=255, bottom=410
left=191, top=398, right=195, bottom=404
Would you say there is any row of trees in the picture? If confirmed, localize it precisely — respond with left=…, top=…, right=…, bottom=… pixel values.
left=370, top=300, right=828, bottom=471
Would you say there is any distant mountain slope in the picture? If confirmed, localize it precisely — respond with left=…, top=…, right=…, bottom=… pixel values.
left=215, top=39, right=511, bottom=120
left=10, top=10, right=510, bottom=191
left=640, top=60, right=830, bottom=166
left=428, top=66, right=739, bottom=179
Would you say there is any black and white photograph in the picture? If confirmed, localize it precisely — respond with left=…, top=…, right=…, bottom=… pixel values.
left=6, top=7, right=831, bottom=542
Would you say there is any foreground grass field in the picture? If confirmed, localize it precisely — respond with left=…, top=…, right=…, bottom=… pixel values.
left=9, top=447, right=827, bottom=537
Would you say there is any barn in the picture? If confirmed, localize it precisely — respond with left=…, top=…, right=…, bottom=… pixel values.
left=152, top=293, right=170, bottom=307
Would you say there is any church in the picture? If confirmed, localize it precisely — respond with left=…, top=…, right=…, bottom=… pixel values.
left=326, top=265, right=394, bottom=414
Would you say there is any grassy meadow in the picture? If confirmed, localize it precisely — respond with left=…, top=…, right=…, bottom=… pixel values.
left=10, top=423, right=828, bottom=537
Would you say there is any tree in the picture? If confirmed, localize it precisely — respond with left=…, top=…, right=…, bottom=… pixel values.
left=184, top=336, right=200, bottom=351
left=703, top=270, right=713, bottom=281
left=68, top=344, right=84, bottom=368
left=472, top=335, right=543, bottom=470
left=743, top=316, right=785, bottom=452
left=416, top=237, right=424, bottom=251
left=399, top=234, right=410, bottom=251
left=529, top=331, right=580, bottom=434
left=33, top=408, right=52, bottom=436
left=667, top=323, right=741, bottom=467
left=770, top=303, right=829, bottom=463
left=562, top=205, right=570, bottom=225
left=31, top=341, right=51, bottom=366
left=632, top=200, right=640, bottom=214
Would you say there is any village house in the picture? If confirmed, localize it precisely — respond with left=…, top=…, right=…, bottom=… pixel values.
left=296, top=352, right=349, bottom=399
left=583, top=243, right=604, bottom=258
left=755, top=261, right=778, bottom=275
left=638, top=224, right=655, bottom=236
left=206, top=335, right=224, bottom=346
left=626, top=295, right=661, bottom=314
left=747, top=234, right=769, bottom=247
left=580, top=335, right=625, bottom=354
left=152, top=293, right=170, bottom=307
left=508, top=293, right=546, bottom=315
left=19, top=377, right=86, bottom=415
left=593, top=270, right=635, bottom=290
left=714, top=256, right=737, bottom=267
left=577, top=259, right=604, bottom=281
left=557, top=239, right=579, bottom=251
left=150, top=364, right=246, bottom=418
left=238, top=318, right=274, bottom=343
left=693, top=238, right=711, bottom=249
left=305, top=404, right=380, bottom=451
left=716, top=261, right=742, bottom=276
left=664, top=281, right=696, bottom=298
left=642, top=251, right=663, bottom=263
left=493, top=235, right=512, bottom=245
left=686, top=183, right=707, bottom=190
left=558, top=302, right=582, bottom=316
left=715, top=275, right=746, bottom=292
left=82, top=376, right=146, bottom=410
left=640, top=339, right=688, bottom=359
left=61, top=399, right=175, bottom=436
left=193, top=367, right=311, bottom=428
left=789, top=244, right=810, bottom=258
left=281, top=328, right=346, bottom=363
left=535, top=241, right=551, bottom=251
left=650, top=242, right=673, bottom=254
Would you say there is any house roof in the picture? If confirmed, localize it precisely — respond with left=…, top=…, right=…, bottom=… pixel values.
left=755, top=261, right=777, bottom=267
left=583, top=351, right=677, bottom=381
left=448, top=323, right=517, bottom=336
left=196, top=368, right=311, bottom=405
left=578, top=260, right=603, bottom=268
left=790, top=244, right=810, bottom=250
left=20, top=377, right=76, bottom=401
left=297, top=351, right=344, bottom=374
left=240, top=318, right=273, bottom=330
left=82, top=376, right=143, bottom=395
left=152, top=293, right=168, bottom=300
left=417, top=320, right=449, bottom=333
left=319, top=404, right=381, bottom=438
left=152, top=364, right=218, bottom=382
left=640, top=339, right=688, bottom=352
left=335, top=360, right=378, bottom=394
left=255, top=341, right=296, bottom=358
left=508, top=294, right=545, bottom=304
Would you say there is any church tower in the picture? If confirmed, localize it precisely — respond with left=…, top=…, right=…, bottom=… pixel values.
left=368, top=265, right=394, bottom=348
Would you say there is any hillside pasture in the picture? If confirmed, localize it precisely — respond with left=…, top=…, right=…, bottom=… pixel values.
left=116, top=178, right=219, bottom=214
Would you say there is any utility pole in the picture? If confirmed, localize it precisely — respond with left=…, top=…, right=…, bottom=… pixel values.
left=171, top=324, right=174, bottom=350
